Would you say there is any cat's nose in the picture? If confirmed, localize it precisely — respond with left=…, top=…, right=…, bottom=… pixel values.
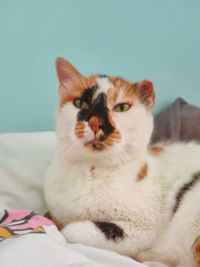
left=88, top=116, right=102, bottom=134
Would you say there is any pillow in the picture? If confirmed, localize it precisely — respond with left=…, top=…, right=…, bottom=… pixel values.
left=151, top=98, right=200, bottom=143
left=0, top=132, right=56, bottom=214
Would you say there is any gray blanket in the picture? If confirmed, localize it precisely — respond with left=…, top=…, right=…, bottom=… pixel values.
left=151, top=98, right=200, bottom=143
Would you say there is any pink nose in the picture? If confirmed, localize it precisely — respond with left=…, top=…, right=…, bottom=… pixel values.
left=88, top=116, right=102, bottom=134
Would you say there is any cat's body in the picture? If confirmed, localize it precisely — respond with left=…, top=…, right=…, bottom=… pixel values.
left=44, top=58, right=200, bottom=267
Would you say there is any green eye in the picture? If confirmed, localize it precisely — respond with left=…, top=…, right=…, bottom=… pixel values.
left=114, top=103, right=131, bottom=112
left=74, top=98, right=89, bottom=109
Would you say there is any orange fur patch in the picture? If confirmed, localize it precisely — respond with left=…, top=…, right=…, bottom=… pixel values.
left=136, top=163, right=148, bottom=181
left=192, top=236, right=200, bottom=267
left=75, top=121, right=85, bottom=138
left=108, top=77, right=138, bottom=106
left=104, top=131, right=121, bottom=146
left=149, top=141, right=173, bottom=156
left=149, top=144, right=165, bottom=156
left=60, top=76, right=97, bottom=107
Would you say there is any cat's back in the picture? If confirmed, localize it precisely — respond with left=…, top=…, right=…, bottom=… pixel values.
left=149, top=142, right=200, bottom=214
left=149, top=141, right=200, bottom=192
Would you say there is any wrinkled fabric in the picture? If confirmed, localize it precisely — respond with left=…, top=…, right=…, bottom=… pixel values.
left=152, top=98, right=200, bottom=143
left=0, top=208, right=146, bottom=267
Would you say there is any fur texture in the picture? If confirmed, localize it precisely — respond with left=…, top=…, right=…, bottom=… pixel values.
left=44, top=58, right=200, bottom=267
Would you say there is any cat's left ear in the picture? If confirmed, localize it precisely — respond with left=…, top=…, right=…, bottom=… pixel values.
left=135, top=80, right=155, bottom=110
left=56, top=57, right=82, bottom=97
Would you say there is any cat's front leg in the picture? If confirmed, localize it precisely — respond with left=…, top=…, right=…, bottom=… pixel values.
left=62, top=219, right=157, bottom=257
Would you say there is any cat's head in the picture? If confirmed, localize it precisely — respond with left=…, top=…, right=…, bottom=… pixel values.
left=56, top=57, right=155, bottom=166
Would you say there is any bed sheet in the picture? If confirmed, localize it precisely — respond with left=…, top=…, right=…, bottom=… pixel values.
left=0, top=207, right=146, bottom=267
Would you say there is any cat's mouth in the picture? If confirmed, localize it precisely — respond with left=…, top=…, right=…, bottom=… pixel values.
left=84, top=138, right=105, bottom=151
left=83, top=130, right=121, bottom=151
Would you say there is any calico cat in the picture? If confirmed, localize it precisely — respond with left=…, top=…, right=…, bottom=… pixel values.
left=44, top=57, right=200, bottom=267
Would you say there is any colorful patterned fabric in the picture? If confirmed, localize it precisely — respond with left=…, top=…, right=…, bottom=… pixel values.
left=0, top=209, right=52, bottom=242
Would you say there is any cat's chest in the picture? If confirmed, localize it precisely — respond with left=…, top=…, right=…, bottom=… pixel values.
left=45, top=161, right=152, bottom=224
left=64, top=164, right=137, bottom=206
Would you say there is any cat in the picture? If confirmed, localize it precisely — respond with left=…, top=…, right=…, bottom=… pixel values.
left=44, top=57, right=200, bottom=267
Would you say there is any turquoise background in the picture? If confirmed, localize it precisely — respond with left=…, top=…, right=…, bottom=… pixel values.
left=0, top=0, right=199, bottom=133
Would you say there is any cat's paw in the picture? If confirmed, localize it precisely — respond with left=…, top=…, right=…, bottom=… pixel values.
left=61, top=220, right=105, bottom=247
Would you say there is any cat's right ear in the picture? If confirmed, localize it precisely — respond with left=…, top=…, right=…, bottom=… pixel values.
left=56, top=57, right=82, bottom=97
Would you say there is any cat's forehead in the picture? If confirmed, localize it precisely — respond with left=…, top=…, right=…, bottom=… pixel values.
left=96, top=76, right=113, bottom=95
left=60, top=75, right=137, bottom=107
left=96, top=76, right=136, bottom=97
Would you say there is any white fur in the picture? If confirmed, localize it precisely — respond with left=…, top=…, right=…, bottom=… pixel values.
left=45, top=83, right=200, bottom=266
left=96, top=77, right=112, bottom=95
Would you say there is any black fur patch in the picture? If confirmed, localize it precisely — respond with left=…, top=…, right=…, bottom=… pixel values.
left=77, top=86, right=97, bottom=121
left=94, top=221, right=124, bottom=240
left=173, top=171, right=200, bottom=213
left=98, top=74, right=108, bottom=78
left=77, top=90, right=114, bottom=135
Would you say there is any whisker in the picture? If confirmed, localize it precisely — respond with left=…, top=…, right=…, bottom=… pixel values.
left=114, top=144, right=130, bottom=164
left=59, top=141, right=76, bottom=153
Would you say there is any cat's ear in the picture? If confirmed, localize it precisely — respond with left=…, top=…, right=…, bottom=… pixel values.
left=135, top=80, right=155, bottom=110
left=56, top=57, right=82, bottom=97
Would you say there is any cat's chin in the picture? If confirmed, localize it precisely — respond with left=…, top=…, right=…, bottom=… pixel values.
left=84, top=138, right=106, bottom=151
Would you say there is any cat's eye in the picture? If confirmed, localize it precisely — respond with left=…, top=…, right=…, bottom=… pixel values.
left=113, top=103, right=131, bottom=112
left=74, top=98, right=89, bottom=109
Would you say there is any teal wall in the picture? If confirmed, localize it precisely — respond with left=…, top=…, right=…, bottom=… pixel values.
left=0, top=0, right=199, bottom=132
